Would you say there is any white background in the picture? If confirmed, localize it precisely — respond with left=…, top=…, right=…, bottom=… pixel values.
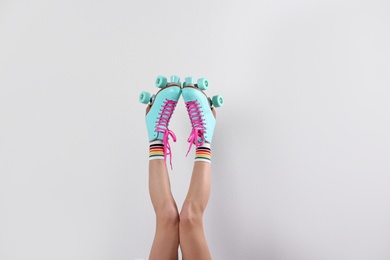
left=1, top=0, right=390, bottom=259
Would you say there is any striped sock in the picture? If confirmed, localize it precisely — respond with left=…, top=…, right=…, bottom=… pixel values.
left=195, top=142, right=211, bottom=163
left=149, top=140, right=164, bottom=160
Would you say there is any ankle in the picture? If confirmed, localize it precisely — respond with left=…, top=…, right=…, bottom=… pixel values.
left=149, top=140, right=164, bottom=160
left=195, top=142, right=211, bottom=164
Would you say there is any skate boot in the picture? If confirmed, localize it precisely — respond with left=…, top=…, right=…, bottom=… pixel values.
left=181, top=77, right=224, bottom=161
left=139, top=75, right=182, bottom=168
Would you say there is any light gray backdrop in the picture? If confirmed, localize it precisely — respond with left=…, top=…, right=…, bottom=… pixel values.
left=1, top=0, right=389, bottom=259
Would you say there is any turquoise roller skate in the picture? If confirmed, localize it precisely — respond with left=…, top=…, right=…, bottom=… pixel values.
left=139, top=75, right=182, bottom=168
left=181, top=77, right=224, bottom=155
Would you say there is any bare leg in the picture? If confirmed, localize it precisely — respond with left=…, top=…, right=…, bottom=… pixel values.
left=179, top=108, right=216, bottom=259
left=149, top=160, right=179, bottom=260
left=179, top=161, right=212, bottom=259
left=147, top=106, right=180, bottom=260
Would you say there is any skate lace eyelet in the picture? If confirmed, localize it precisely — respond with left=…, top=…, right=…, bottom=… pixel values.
left=154, top=98, right=178, bottom=169
left=185, top=100, right=206, bottom=155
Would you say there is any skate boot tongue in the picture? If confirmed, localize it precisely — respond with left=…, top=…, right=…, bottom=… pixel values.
left=185, top=100, right=206, bottom=156
left=156, top=99, right=178, bottom=169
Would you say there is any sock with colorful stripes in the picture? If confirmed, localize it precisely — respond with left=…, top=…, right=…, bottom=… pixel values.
left=149, top=140, right=164, bottom=161
left=195, top=142, right=211, bottom=163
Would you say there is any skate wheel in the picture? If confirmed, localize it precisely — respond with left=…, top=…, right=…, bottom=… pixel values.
left=212, top=95, right=224, bottom=107
left=197, top=78, right=209, bottom=90
left=183, top=81, right=186, bottom=87
left=170, top=75, right=181, bottom=85
left=139, top=91, right=151, bottom=104
left=155, top=76, right=167, bottom=88
left=185, top=77, right=195, bottom=86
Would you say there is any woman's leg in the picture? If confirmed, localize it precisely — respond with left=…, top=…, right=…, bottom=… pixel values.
left=179, top=81, right=218, bottom=259
left=179, top=105, right=216, bottom=260
left=146, top=105, right=180, bottom=260
left=148, top=159, right=180, bottom=260
left=179, top=161, right=212, bottom=260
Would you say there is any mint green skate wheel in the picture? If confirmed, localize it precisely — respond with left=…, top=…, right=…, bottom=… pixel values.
left=139, top=91, right=151, bottom=104
left=183, top=81, right=186, bottom=87
left=185, top=77, right=195, bottom=86
left=197, top=78, right=209, bottom=90
left=155, top=76, right=167, bottom=88
left=212, top=95, right=224, bottom=107
left=170, top=75, right=181, bottom=85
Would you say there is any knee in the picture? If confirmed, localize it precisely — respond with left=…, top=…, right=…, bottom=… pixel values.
left=180, top=201, right=204, bottom=229
left=156, top=204, right=179, bottom=227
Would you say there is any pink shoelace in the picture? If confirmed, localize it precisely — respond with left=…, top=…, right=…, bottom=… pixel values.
left=185, top=100, right=206, bottom=156
left=155, top=99, right=177, bottom=169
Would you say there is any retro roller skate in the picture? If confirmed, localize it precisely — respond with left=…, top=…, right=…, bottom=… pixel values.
left=181, top=77, right=224, bottom=155
left=139, top=75, right=182, bottom=168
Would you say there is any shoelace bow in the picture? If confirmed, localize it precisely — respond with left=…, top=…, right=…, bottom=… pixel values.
left=185, top=100, right=206, bottom=156
left=155, top=99, right=177, bottom=169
